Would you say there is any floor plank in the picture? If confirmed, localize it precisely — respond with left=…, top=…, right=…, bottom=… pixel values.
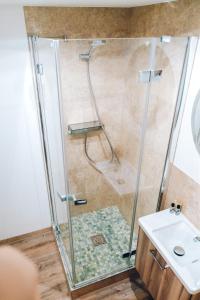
left=0, top=229, right=152, bottom=300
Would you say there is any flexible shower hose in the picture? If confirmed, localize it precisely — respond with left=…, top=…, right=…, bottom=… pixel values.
left=84, top=54, right=119, bottom=172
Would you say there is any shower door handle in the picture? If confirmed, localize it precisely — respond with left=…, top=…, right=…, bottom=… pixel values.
left=57, top=192, right=87, bottom=205
left=74, top=199, right=87, bottom=205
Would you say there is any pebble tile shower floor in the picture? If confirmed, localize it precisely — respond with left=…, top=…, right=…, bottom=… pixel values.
left=61, top=206, right=136, bottom=283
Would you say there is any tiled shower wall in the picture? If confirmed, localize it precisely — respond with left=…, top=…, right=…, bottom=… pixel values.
left=24, top=1, right=200, bottom=38
left=24, top=7, right=131, bottom=38
left=130, top=0, right=200, bottom=229
left=24, top=0, right=200, bottom=228
left=162, top=166, right=200, bottom=230
left=130, top=0, right=200, bottom=37
left=58, top=38, right=185, bottom=229
left=59, top=39, right=141, bottom=223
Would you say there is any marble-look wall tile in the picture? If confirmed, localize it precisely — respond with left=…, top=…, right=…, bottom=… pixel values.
left=162, top=165, right=200, bottom=230
left=60, top=39, right=137, bottom=224
left=58, top=38, right=186, bottom=228
left=130, top=0, right=200, bottom=36
left=24, top=1, right=200, bottom=40
left=23, top=2, right=200, bottom=231
left=24, top=6, right=131, bottom=38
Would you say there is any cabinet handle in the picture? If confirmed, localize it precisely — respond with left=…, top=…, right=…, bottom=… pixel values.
left=149, top=249, right=169, bottom=271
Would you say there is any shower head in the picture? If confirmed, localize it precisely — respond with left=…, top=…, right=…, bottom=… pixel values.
left=79, top=40, right=106, bottom=61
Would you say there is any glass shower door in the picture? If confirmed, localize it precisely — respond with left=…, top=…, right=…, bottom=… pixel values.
left=30, top=37, right=75, bottom=282
left=132, top=37, right=189, bottom=238
left=58, top=37, right=159, bottom=286
left=31, top=35, right=189, bottom=289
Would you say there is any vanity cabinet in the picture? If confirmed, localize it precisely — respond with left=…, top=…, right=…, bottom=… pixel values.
left=136, top=228, right=200, bottom=300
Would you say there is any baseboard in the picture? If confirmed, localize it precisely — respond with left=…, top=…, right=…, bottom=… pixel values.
left=0, top=227, right=52, bottom=246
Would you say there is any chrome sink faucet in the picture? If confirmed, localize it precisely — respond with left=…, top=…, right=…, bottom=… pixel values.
left=175, top=204, right=182, bottom=215
left=170, top=203, right=182, bottom=215
left=194, top=236, right=200, bottom=242
left=170, top=202, right=176, bottom=213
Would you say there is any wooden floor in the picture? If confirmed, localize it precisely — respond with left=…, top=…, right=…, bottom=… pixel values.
left=0, top=229, right=152, bottom=300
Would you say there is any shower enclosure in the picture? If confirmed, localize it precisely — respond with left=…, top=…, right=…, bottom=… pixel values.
left=29, top=36, right=190, bottom=289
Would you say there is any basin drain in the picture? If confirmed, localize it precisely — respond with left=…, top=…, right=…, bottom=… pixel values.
left=173, top=246, right=185, bottom=256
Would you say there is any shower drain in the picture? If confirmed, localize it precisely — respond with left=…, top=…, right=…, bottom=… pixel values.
left=91, top=234, right=107, bottom=247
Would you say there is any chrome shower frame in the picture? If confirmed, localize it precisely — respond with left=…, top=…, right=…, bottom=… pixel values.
left=157, top=37, right=199, bottom=211
left=29, top=35, right=193, bottom=291
left=28, top=36, right=131, bottom=291
left=28, top=36, right=76, bottom=288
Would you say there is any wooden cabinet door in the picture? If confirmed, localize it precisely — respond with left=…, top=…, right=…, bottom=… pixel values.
left=136, top=228, right=168, bottom=299
left=157, top=267, right=191, bottom=300
left=136, top=228, right=193, bottom=300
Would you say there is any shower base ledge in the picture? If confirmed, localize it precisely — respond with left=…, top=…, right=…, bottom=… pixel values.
left=53, top=226, right=135, bottom=298
left=70, top=268, right=135, bottom=299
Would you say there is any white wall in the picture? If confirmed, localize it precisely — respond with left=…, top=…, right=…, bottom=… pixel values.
left=174, top=39, right=200, bottom=185
left=0, top=5, right=51, bottom=240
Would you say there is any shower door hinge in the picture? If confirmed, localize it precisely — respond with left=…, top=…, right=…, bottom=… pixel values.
left=160, top=35, right=171, bottom=43
left=36, top=64, right=43, bottom=75
left=139, top=69, right=162, bottom=83
left=122, top=249, right=136, bottom=258
left=55, top=224, right=61, bottom=235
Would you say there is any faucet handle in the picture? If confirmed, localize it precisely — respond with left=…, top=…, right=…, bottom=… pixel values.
left=193, top=236, right=200, bottom=242
left=170, top=202, right=176, bottom=213
left=175, top=204, right=182, bottom=215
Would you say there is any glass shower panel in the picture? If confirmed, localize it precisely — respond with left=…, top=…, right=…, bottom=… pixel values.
left=58, top=38, right=155, bottom=285
left=31, top=37, right=73, bottom=277
left=31, top=36, right=189, bottom=289
left=133, top=37, right=189, bottom=236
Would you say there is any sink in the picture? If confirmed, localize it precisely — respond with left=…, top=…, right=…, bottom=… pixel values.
left=153, top=220, right=200, bottom=267
left=139, top=209, right=200, bottom=294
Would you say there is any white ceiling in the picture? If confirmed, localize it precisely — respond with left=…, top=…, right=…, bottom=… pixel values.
left=0, top=0, right=175, bottom=7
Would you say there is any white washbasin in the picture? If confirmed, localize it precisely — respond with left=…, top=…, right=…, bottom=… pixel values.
left=139, top=209, right=200, bottom=294
left=153, top=220, right=200, bottom=267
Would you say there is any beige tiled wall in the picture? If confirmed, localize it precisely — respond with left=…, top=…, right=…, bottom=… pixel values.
left=24, top=1, right=200, bottom=39
left=130, top=0, right=200, bottom=37
left=24, top=7, right=130, bottom=38
left=129, top=0, right=200, bottom=227
left=58, top=38, right=186, bottom=227
left=162, top=165, right=200, bottom=230
left=59, top=39, right=139, bottom=223
left=24, top=1, right=200, bottom=226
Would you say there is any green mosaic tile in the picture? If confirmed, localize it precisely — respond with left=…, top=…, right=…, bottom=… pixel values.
left=60, top=206, right=136, bottom=283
